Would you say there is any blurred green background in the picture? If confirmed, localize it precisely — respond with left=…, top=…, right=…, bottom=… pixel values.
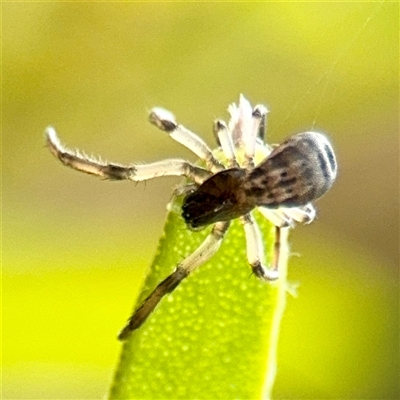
left=3, top=2, right=398, bottom=399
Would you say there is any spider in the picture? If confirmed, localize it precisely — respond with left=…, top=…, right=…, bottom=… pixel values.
left=45, top=95, right=337, bottom=340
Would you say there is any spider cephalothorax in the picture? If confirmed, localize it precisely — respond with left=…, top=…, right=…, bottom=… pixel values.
left=46, top=95, right=337, bottom=340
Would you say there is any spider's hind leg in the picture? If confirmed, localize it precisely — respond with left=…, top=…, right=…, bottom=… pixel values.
left=118, top=220, right=230, bottom=340
left=241, top=213, right=280, bottom=281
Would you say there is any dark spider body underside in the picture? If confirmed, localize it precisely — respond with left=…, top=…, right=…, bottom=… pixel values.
left=182, top=168, right=254, bottom=229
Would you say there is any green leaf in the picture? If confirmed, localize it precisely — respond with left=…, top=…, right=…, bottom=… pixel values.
left=109, top=196, right=289, bottom=400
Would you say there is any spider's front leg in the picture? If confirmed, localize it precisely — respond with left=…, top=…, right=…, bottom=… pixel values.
left=45, top=127, right=211, bottom=185
left=241, top=213, right=280, bottom=281
left=118, top=220, right=230, bottom=340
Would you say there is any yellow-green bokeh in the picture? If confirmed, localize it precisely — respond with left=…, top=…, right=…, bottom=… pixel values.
left=3, top=2, right=398, bottom=399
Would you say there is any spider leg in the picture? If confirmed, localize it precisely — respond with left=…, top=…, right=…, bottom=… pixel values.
left=243, top=101, right=268, bottom=169
left=280, top=204, right=316, bottom=224
left=240, top=213, right=279, bottom=281
left=149, top=108, right=224, bottom=173
left=257, top=207, right=293, bottom=228
left=46, top=127, right=211, bottom=184
left=272, top=226, right=282, bottom=273
left=258, top=203, right=316, bottom=227
left=171, top=183, right=198, bottom=198
left=253, top=104, right=268, bottom=142
left=118, top=220, right=230, bottom=340
left=213, top=120, right=239, bottom=168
